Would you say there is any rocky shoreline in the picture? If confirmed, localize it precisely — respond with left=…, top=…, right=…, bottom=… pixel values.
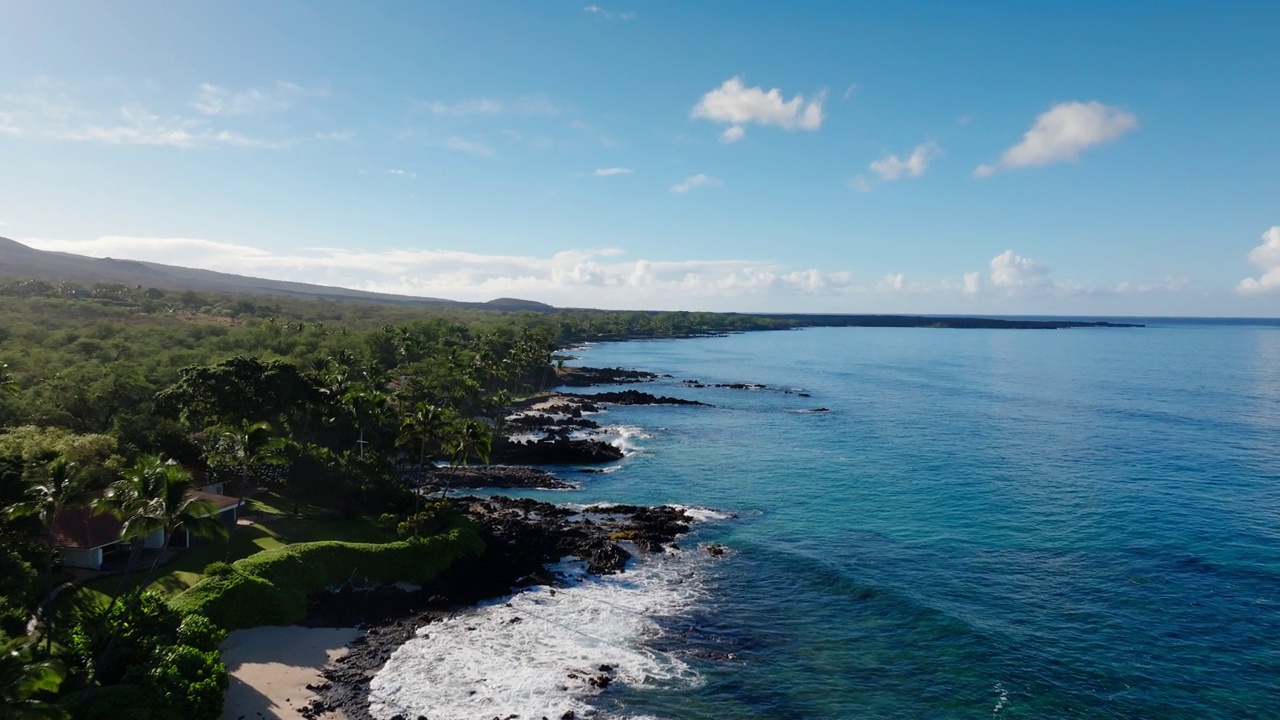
left=488, top=384, right=710, bottom=469
left=299, top=496, right=711, bottom=720
left=293, top=366, right=730, bottom=719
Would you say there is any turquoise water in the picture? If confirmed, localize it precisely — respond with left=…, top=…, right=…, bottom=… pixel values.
left=535, top=323, right=1280, bottom=719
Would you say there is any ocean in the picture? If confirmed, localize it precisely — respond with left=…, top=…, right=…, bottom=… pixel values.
left=369, top=321, right=1280, bottom=719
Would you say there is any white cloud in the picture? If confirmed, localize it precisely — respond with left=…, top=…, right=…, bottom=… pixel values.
left=388, top=169, right=417, bottom=179
left=849, top=176, right=874, bottom=193
left=1235, top=226, right=1280, bottom=294
left=671, top=173, right=721, bottom=193
left=0, top=85, right=289, bottom=149
left=444, top=137, right=496, bottom=157
left=870, top=141, right=940, bottom=181
left=189, top=81, right=325, bottom=116
left=719, top=125, right=746, bottom=143
left=878, top=273, right=905, bottom=291
left=852, top=141, right=941, bottom=191
left=691, top=76, right=825, bottom=142
left=842, top=83, right=858, bottom=101
left=15, top=235, right=860, bottom=310
left=594, top=167, right=633, bottom=177
left=14, top=235, right=1194, bottom=312
left=583, top=6, right=634, bottom=20
left=315, top=130, right=356, bottom=142
left=423, top=95, right=558, bottom=118
left=426, top=98, right=504, bottom=117
left=989, top=249, right=1050, bottom=289
left=976, top=101, right=1137, bottom=176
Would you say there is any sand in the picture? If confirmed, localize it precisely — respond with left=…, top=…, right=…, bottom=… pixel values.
left=219, top=625, right=363, bottom=720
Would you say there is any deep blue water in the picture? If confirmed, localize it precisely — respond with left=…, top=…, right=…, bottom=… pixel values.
left=524, top=323, right=1280, bottom=719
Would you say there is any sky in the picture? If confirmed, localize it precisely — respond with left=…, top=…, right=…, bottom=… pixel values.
left=1, top=0, right=1278, bottom=315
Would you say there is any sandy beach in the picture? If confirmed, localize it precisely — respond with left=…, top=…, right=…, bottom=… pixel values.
left=219, top=626, right=362, bottom=720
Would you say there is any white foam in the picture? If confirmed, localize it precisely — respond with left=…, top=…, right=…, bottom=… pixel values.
left=368, top=553, right=705, bottom=720
left=670, top=505, right=736, bottom=522
left=601, top=424, right=653, bottom=456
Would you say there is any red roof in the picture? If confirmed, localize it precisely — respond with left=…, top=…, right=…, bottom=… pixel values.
left=50, top=505, right=123, bottom=550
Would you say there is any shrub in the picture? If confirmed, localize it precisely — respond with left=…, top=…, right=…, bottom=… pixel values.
left=176, top=614, right=225, bottom=652
left=67, top=591, right=182, bottom=685
left=202, top=561, right=233, bottom=578
left=139, top=644, right=227, bottom=720
left=395, top=501, right=460, bottom=538
left=170, top=516, right=484, bottom=630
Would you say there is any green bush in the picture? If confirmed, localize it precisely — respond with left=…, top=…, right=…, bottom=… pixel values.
left=176, top=614, right=225, bottom=652
left=202, top=561, right=233, bottom=578
left=66, top=591, right=182, bottom=685
left=140, top=644, right=227, bottom=720
left=170, top=517, right=484, bottom=630
left=396, top=501, right=459, bottom=538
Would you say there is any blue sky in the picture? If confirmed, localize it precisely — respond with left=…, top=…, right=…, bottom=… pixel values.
left=1, top=1, right=1277, bottom=314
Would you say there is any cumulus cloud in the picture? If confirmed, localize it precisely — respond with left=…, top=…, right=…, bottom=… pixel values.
left=870, top=141, right=941, bottom=181
left=15, top=236, right=859, bottom=310
left=975, top=101, right=1137, bottom=176
left=594, top=167, right=633, bottom=177
left=691, top=76, right=825, bottom=142
left=989, top=249, right=1050, bottom=289
left=189, top=81, right=326, bottom=116
left=14, top=235, right=1193, bottom=312
left=854, top=141, right=942, bottom=190
left=671, top=173, right=721, bottom=193
left=719, top=125, right=746, bottom=143
left=1235, top=226, right=1280, bottom=294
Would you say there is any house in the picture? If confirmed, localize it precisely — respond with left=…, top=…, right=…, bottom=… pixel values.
left=49, top=490, right=241, bottom=570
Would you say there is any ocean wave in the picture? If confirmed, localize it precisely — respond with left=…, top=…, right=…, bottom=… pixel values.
left=368, top=553, right=706, bottom=720
left=669, top=505, right=736, bottom=522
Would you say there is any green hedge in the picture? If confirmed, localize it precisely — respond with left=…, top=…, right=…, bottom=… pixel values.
left=169, top=517, right=484, bottom=629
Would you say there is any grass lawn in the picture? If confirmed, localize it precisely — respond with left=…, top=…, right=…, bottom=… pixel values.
left=67, top=491, right=390, bottom=611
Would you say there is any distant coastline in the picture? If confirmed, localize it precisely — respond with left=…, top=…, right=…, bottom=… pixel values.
left=762, top=314, right=1144, bottom=330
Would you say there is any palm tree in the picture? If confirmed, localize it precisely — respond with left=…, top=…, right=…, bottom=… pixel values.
left=440, top=419, right=492, bottom=499
left=345, top=388, right=390, bottom=459
left=4, top=458, right=90, bottom=653
left=0, top=635, right=67, bottom=719
left=397, top=402, right=452, bottom=532
left=206, top=420, right=285, bottom=548
left=95, top=456, right=165, bottom=604
left=209, top=420, right=286, bottom=504
left=96, top=455, right=227, bottom=670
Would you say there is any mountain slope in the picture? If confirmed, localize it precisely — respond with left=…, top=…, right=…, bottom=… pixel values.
left=0, top=237, right=554, bottom=309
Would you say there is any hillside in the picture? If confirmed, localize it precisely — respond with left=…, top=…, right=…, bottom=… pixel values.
left=0, top=237, right=554, bottom=310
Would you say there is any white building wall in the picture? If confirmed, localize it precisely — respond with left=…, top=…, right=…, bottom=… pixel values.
left=142, top=528, right=166, bottom=549
left=60, top=547, right=102, bottom=570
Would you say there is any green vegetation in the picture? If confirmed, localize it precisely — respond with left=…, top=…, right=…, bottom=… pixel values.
left=0, top=280, right=800, bottom=719
left=171, top=511, right=483, bottom=629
